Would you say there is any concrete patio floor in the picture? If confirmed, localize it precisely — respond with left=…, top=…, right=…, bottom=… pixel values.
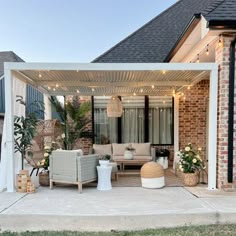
left=0, top=186, right=236, bottom=232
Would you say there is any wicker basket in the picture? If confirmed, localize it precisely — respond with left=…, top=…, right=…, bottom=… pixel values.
left=182, top=172, right=199, bottom=186
left=39, top=171, right=49, bottom=186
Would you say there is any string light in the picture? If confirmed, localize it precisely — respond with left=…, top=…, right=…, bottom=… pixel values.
left=53, top=88, right=56, bottom=91
left=218, top=35, right=222, bottom=47
left=140, top=88, right=143, bottom=93
left=162, top=70, right=166, bottom=75
left=92, top=88, right=95, bottom=92
left=47, top=86, right=51, bottom=90
left=38, top=73, right=42, bottom=78
left=192, top=35, right=221, bottom=63
left=187, top=86, right=191, bottom=90
left=76, top=89, right=80, bottom=93
left=151, top=85, right=155, bottom=89
left=133, top=92, right=136, bottom=96
left=196, top=54, right=200, bottom=63
left=56, top=84, right=59, bottom=88
left=206, top=44, right=209, bottom=55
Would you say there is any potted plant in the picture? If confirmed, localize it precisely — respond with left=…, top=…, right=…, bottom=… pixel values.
left=38, top=142, right=59, bottom=186
left=124, top=144, right=135, bottom=160
left=177, top=143, right=205, bottom=186
left=14, top=96, right=44, bottom=169
left=99, top=154, right=111, bottom=166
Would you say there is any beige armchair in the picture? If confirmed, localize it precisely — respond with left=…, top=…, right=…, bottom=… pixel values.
left=49, top=150, right=99, bottom=193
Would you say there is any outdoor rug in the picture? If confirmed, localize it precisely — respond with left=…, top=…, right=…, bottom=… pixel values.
left=86, top=169, right=183, bottom=188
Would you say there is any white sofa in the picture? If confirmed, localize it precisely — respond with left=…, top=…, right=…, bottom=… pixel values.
left=92, top=143, right=155, bottom=161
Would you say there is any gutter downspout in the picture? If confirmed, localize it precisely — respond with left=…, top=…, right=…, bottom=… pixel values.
left=228, top=36, right=236, bottom=183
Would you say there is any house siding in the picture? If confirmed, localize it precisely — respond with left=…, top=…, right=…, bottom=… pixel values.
left=0, top=78, right=5, bottom=113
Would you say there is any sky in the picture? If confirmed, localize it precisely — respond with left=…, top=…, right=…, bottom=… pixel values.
left=0, top=0, right=176, bottom=62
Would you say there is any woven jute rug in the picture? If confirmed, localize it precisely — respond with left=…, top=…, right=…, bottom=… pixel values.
left=112, top=168, right=183, bottom=187
left=86, top=168, right=183, bottom=188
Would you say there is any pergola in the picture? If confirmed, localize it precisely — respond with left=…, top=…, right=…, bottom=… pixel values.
left=3, top=62, right=218, bottom=192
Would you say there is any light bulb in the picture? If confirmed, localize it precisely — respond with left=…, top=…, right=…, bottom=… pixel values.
left=151, top=85, right=155, bottom=89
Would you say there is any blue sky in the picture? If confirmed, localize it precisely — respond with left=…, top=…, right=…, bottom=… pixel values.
left=0, top=0, right=176, bottom=62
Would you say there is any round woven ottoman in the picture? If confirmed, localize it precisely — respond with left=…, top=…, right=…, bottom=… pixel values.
left=140, top=162, right=165, bottom=188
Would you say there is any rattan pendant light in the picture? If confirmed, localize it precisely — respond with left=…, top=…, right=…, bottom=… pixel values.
left=107, top=96, right=123, bottom=117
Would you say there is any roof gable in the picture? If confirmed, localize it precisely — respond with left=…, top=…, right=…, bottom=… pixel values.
left=0, top=51, right=24, bottom=77
left=93, top=0, right=216, bottom=63
left=203, top=0, right=236, bottom=22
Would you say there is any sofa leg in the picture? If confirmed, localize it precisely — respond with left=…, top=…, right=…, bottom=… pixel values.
left=50, top=180, right=53, bottom=189
left=78, top=182, right=82, bottom=193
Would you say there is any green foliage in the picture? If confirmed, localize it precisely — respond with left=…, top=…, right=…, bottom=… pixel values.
left=102, top=154, right=111, bottom=160
left=177, top=143, right=205, bottom=173
left=14, top=96, right=44, bottom=169
left=50, top=96, right=93, bottom=150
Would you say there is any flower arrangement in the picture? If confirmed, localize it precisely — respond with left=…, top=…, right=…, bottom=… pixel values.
left=177, top=143, right=205, bottom=173
left=38, top=142, right=58, bottom=170
left=125, top=144, right=135, bottom=152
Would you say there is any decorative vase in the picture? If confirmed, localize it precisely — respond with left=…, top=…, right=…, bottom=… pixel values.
left=39, top=171, right=49, bottom=186
left=99, top=160, right=110, bottom=166
left=182, top=172, right=199, bottom=186
left=124, top=150, right=133, bottom=160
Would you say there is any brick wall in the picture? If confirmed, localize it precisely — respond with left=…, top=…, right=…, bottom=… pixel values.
left=179, top=80, right=209, bottom=161
left=215, top=36, right=236, bottom=190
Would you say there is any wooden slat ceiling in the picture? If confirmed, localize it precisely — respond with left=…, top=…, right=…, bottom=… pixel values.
left=17, top=69, right=209, bottom=96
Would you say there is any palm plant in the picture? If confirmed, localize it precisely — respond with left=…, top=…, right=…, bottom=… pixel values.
left=50, top=96, right=93, bottom=150
left=14, top=96, right=45, bottom=169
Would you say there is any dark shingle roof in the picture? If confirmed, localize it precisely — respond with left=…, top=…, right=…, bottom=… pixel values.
left=203, top=0, right=236, bottom=22
left=0, top=51, right=24, bottom=77
left=93, top=0, right=216, bottom=63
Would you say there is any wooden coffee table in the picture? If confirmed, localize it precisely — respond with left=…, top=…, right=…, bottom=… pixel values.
left=115, top=159, right=149, bottom=176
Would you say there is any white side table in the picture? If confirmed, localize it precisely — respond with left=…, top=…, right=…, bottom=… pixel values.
left=97, top=166, right=112, bottom=191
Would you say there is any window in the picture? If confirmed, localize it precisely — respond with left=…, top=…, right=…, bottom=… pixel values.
left=149, top=96, right=173, bottom=144
left=94, top=96, right=118, bottom=144
left=93, top=96, right=173, bottom=144
left=121, top=96, right=144, bottom=143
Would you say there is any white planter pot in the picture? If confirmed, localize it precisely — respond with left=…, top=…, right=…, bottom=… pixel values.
left=156, top=157, right=168, bottom=169
left=124, top=150, right=133, bottom=160
left=99, top=160, right=110, bottom=166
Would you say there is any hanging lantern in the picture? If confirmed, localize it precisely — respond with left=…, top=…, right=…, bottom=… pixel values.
left=107, top=96, right=123, bottom=117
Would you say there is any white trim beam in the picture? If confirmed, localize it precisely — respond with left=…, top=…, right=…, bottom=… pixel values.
left=5, top=62, right=217, bottom=72
left=208, top=66, right=218, bottom=190
left=4, top=68, right=15, bottom=192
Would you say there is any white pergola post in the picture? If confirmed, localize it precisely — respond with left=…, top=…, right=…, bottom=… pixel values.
left=44, top=94, right=52, bottom=120
left=174, top=95, right=179, bottom=170
left=4, top=68, right=15, bottom=192
left=207, top=67, right=218, bottom=190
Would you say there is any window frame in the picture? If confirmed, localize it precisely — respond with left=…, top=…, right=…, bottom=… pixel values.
left=92, top=96, right=174, bottom=145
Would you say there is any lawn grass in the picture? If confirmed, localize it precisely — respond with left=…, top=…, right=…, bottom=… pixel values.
left=0, top=224, right=236, bottom=236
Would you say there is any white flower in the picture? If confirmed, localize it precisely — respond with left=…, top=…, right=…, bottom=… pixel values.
left=180, top=167, right=184, bottom=172
left=44, top=153, right=49, bottom=158
left=198, top=147, right=202, bottom=151
left=186, top=154, right=188, bottom=157
left=192, top=158, right=197, bottom=163
left=176, top=151, right=181, bottom=156
left=179, top=164, right=182, bottom=169
left=185, top=147, right=190, bottom=152
left=44, top=146, right=51, bottom=150
left=61, top=133, right=65, bottom=138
